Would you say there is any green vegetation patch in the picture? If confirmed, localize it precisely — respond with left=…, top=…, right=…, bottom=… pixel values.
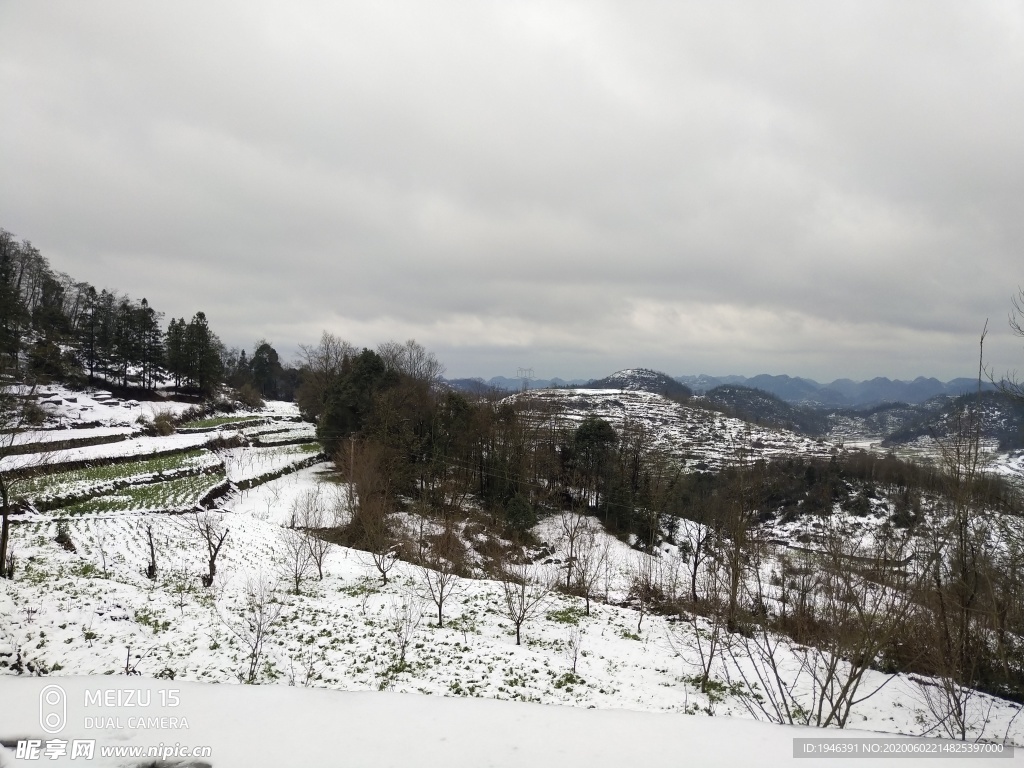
left=546, top=606, right=586, bottom=625
left=64, top=472, right=226, bottom=514
left=19, top=449, right=217, bottom=503
left=179, top=415, right=259, bottom=429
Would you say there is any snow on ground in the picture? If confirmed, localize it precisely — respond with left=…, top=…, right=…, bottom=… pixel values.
left=7, top=426, right=136, bottom=447
left=990, top=450, right=1024, bottom=487
left=228, top=463, right=341, bottom=526
left=219, top=445, right=324, bottom=485
left=1, top=432, right=218, bottom=473
left=524, top=388, right=837, bottom=472
left=237, top=420, right=318, bottom=447
left=20, top=382, right=197, bottom=427
left=4, top=392, right=1024, bottom=767
left=4, top=489, right=1022, bottom=750
left=4, top=677, right=1009, bottom=768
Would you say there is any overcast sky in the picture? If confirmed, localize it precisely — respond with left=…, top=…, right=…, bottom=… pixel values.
left=2, top=2, right=1023, bottom=382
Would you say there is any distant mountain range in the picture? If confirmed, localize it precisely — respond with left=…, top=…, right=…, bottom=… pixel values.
left=447, top=368, right=1021, bottom=445
left=448, top=371, right=993, bottom=408
left=446, top=376, right=590, bottom=394
left=674, top=374, right=994, bottom=407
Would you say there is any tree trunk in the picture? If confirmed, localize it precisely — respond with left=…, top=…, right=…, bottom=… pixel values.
left=0, top=480, right=11, bottom=579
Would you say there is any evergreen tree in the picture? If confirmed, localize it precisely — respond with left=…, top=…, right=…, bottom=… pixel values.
left=318, top=349, right=399, bottom=455
left=250, top=341, right=282, bottom=398
left=183, top=312, right=224, bottom=395
left=165, top=318, right=186, bottom=392
left=135, top=299, right=165, bottom=389
left=0, top=231, right=26, bottom=371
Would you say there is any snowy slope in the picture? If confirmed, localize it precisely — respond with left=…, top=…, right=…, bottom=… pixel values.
left=3, top=393, right=1024, bottom=767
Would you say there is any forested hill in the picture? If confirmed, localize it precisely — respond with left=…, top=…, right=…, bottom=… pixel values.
left=700, top=384, right=831, bottom=436
left=0, top=227, right=300, bottom=400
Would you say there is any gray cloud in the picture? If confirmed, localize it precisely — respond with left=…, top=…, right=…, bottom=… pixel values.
left=2, top=1, right=1022, bottom=382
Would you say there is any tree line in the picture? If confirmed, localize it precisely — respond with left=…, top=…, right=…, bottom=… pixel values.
left=0, top=228, right=235, bottom=396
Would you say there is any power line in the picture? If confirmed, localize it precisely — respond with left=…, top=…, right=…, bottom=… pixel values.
left=516, top=367, right=535, bottom=393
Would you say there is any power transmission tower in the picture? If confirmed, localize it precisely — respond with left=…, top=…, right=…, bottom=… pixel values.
left=516, top=367, right=535, bottom=393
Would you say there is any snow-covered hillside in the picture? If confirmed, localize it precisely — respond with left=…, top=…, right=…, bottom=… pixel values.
left=2, top=386, right=1023, bottom=766
left=521, top=387, right=836, bottom=471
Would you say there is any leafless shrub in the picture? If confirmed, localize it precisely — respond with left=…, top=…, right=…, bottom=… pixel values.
left=500, top=558, right=551, bottom=645
left=219, top=574, right=284, bottom=684
left=565, top=625, right=584, bottom=674
left=387, top=596, right=423, bottom=667
left=293, top=483, right=332, bottom=579
left=278, top=527, right=315, bottom=595
left=572, top=525, right=609, bottom=615
left=417, top=520, right=466, bottom=628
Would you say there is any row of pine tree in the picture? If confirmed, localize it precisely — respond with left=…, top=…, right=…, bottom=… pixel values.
left=0, top=228, right=224, bottom=395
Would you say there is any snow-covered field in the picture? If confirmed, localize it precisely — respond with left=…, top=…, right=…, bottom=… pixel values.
left=3, top=386, right=1023, bottom=766
left=2, top=676, right=1012, bottom=768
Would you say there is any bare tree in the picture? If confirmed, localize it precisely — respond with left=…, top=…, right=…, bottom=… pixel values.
left=573, top=525, right=609, bottom=615
left=296, top=331, right=355, bottom=421
left=678, top=516, right=716, bottom=604
left=418, top=520, right=465, bottom=628
left=168, top=563, right=194, bottom=615
left=668, top=544, right=727, bottom=696
left=0, top=373, right=41, bottom=578
left=344, top=439, right=403, bottom=585
left=287, top=646, right=325, bottom=688
left=628, top=553, right=664, bottom=634
left=996, top=287, right=1024, bottom=401
left=376, top=339, right=445, bottom=386
left=916, top=327, right=995, bottom=740
left=191, top=511, right=229, bottom=588
left=558, top=508, right=589, bottom=590
left=293, top=483, right=332, bottom=579
left=565, top=625, right=584, bottom=674
left=92, top=519, right=109, bottom=579
left=219, top=574, right=284, bottom=684
left=387, top=596, right=423, bottom=668
left=500, top=559, right=551, bottom=645
left=278, top=527, right=315, bottom=595
left=145, top=523, right=158, bottom=580
left=767, top=524, right=919, bottom=729
left=371, top=542, right=400, bottom=587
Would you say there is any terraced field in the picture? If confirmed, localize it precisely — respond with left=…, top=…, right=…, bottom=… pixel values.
left=62, top=472, right=228, bottom=514
left=18, top=449, right=222, bottom=510
left=8, top=388, right=323, bottom=518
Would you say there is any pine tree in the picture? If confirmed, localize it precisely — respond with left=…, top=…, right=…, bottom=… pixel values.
left=165, top=318, right=186, bottom=393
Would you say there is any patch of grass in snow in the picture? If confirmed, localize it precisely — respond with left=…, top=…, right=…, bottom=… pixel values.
left=64, top=472, right=225, bottom=513
left=134, top=606, right=172, bottom=633
left=180, top=415, right=256, bottom=429
left=546, top=606, right=586, bottom=625
left=19, top=449, right=216, bottom=502
left=339, top=578, right=380, bottom=598
left=553, top=671, right=585, bottom=690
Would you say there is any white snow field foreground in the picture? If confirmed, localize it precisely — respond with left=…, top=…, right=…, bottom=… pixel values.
left=0, top=676, right=1012, bottom=768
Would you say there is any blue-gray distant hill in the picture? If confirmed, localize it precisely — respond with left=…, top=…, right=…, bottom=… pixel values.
left=676, top=374, right=994, bottom=407
left=446, top=376, right=589, bottom=394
